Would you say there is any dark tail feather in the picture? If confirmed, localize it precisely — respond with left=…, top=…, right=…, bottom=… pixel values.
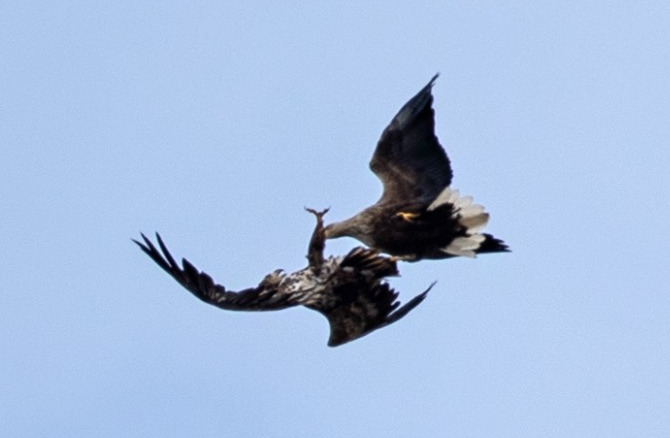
left=476, top=233, right=510, bottom=254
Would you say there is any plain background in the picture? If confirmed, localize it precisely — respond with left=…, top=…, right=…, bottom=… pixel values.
left=2, top=2, right=669, bottom=437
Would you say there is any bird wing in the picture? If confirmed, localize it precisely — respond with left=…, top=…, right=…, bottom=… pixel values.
left=134, top=233, right=301, bottom=311
left=369, top=74, right=453, bottom=205
left=308, top=247, right=431, bottom=346
left=322, top=281, right=432, bottom=347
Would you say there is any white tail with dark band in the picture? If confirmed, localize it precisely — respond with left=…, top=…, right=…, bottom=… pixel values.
left=428, top=187, right=491, bottom=258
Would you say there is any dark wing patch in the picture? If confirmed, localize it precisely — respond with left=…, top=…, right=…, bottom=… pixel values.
left=339, top=246, right=399, bottom=278
left=134, top=233, right=300, bottom=311
left=310, top=246, right=430, bottom=346
left=323, top=281, right=433, bottom=347
left=370, top=74, right=453, bottom=205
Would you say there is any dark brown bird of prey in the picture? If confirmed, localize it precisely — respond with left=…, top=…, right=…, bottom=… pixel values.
left=324, top=74, right=509, bottom=261
left=134, top=209, right=431, bottom=347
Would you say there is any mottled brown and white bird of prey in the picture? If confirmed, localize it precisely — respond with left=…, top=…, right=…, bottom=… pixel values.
left=324, top=74, right=509, bottom=261
left=134, top=209, right=431, bottom=347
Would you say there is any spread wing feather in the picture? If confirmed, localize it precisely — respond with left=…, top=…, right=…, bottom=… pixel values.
left=133, top=233, right=300, bottom=311
left=369, top=74, right=453, bottom=205
left=320, top=281, right=432, bottom=347
left=313, top=247, right=431, bottom=346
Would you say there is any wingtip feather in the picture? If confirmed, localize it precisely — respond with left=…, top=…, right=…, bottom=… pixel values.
left=428, top=73, right=439, bottom=87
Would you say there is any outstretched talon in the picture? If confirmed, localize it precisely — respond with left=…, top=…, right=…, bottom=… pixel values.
left=395, top=211, right=420, bottom=222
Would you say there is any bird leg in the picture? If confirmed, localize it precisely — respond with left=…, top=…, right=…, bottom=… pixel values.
left=305, top=207, right=330, bottom=269
left=395, top=211, right=420, bottom=222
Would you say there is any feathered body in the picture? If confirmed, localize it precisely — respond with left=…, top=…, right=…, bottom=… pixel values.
left=324, top=74, right=509, bottom=261
left=134, top=209, right=430, bottom=347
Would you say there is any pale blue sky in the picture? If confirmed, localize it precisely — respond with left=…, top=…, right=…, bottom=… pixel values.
left=2, top=1, right=669, bottom=437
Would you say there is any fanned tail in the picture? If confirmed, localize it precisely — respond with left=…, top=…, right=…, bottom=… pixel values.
left=428, top=187, right=509, bottom=257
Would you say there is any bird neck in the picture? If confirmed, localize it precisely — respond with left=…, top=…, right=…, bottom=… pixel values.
left=326, top=217, right=374, bottom=246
